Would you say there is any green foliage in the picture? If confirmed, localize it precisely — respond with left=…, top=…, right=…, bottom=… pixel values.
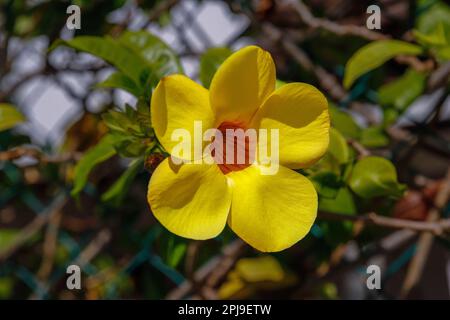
left=51, top=31, right=181, bottom=99
left=199, top=47, right=232, bottom=88
left=50, top=36, right=148, bottom=85
left=378, top=69, right=427, bottom=112
left=319, top=187, right=357, bottom=215
left=96, top=72, right=142, bottom=97
left=312, top=171, right=343, bottom=198
left=71, top=134, right=118, bottom=197
left=0, top=104, right=25, bottom=132
left=328, top=128, right=351, bottom=164
left=344, top=40, right=423, bottom=88
left=348, top=156, right=405, bottom=199
left=119, top=31, right=183, bottom=85
left=101, top=158, right=144, bottom=206
left=329, top=104, right=361, bottom=139
left=360, top=127, right=389, bottom=148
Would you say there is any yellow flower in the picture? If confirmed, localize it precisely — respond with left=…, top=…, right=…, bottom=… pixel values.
left=147, top=46, right=329, bottom=252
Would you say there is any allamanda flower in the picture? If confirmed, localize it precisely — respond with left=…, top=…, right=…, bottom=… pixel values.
left=148, top=46, right=330, bottom=252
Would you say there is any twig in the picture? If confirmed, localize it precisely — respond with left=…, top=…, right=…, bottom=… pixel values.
left=73, top=229, right=112, bottom=268
left=166, top=239, right=246, bottom=300
left=348, top=139, right=370, bottom=158
left=400, top=168, right=450, bottom=298
left=0, top=146, right=80, bottom=164
left=0, top=194, right=67, bottom=261
left=318, top=211, right=450, bottom=235
left=284, top=0, right=432, bottom=72
left=37, top=209, right=63, bottom=281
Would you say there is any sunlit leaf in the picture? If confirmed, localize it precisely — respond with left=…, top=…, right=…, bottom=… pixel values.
left=378, top=69, right=426, bottom=112
left=71, top=134, right=117, bottom=197
left=348, top=156, right=405, bottom=198
left=50, top=36, right=147, bottom=84
left=329, top=104, right=361, bottom=139
left=119, top=30, right=182, bottom=83
left=360, top=127, right=389, bottom=148
left=0, top=104, right=25, bottom=132
left=344, top=40, right=422, bottom=89
left=199, top=47, right=232, bottom=88
left=97, top=72, right=142, bottom=97
left=319, top=187, right=356, bottom=215
left=328, top=128, right=350, bottom=164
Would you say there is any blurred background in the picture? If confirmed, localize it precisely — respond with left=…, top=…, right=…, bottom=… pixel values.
left=0, top=0, right=449, bottom=300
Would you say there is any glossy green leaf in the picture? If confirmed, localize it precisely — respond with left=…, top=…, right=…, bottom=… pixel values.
left=328, top=128, right=350, bottom=164
left=71, top=134, right=117, bottom=197
left=360, top=127, right=389, bottom=148
left=97, top=72, right=142, bottom=97
left=0, top=104, right=25, bottom=132
left=329, top=104, right=361, bottom=139
left=413, top=23, right=448, bottom=47
left=167, top=243, right=187, bottom=268
left=101, top=158, right=143, bottom=205
left=199, top=47, right=232, bottom=88
left=50, top=36, right=147, bottom=84
left=344, top=40, right=423, bottom=89
left=378, top=69, right=426, bottom=112
left=119, top=31, right=182, bottom=82
left=416, top=2, right=450, bottom=40
left=319, top=187, right=357, bottom=215
left=348, top=156, right=405, bottom=198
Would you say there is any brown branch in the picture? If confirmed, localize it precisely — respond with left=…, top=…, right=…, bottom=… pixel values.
left=0, top=194, right=67, bottom=261
left=285, top=0, right=386, bottom=41
left=166, top=239, right=246, bottom=300
left=400, top=167, right=450, bottom=298
left=284, top=0, right=432, bottom=72
left=318, top=211, right=450, bottom=235
left=0, top=146, right=80, bottom=164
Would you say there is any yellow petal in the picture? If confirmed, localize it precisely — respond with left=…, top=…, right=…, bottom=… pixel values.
left=151, top=74, right=215, bottom=160
left=254, top=83, right=330, bottom=169
left=227, top=165, right=317, bottom=252
left=147, top=158, right=231, bottom=240
left=209, top=46, right=276, bottom=125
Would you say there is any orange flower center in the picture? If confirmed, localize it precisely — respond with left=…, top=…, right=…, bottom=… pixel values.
left=211, top=122, right=255, bottom=174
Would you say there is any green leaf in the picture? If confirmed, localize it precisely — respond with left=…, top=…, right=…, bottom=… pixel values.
left=312, top=171, right=343, bottom=198
left=360, top=127, right=389, bottom=148
left=199, top=47, right=232, bottom=88
left=319, top=187, right=357, bottom=215
left=348, top=156, right=405, bottom=199
left=329, top=104, right=361, bottom=139
left=50, top=36, right=148, bottom=84
left=378, top=69, right=426, bottom=112
left=344, top=40, right=423, bottom=89
left=167, top=243, right=187, bottom=268
left=71, top=134, right=117, bottom=197
left=436, top=46, right=450, bottom=61
left=416, top=2, right=450, bottom=41
left=97, top=72, right=142, bottom=97
left=413, top=23, right=448, bottom=47
left=0, top=104, right=25, bottom=132
left=328, top=128, right=350, bottom=164
left=119, top=31, right=182, bottom=82
left=101, top=158, right=143, bottom=205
